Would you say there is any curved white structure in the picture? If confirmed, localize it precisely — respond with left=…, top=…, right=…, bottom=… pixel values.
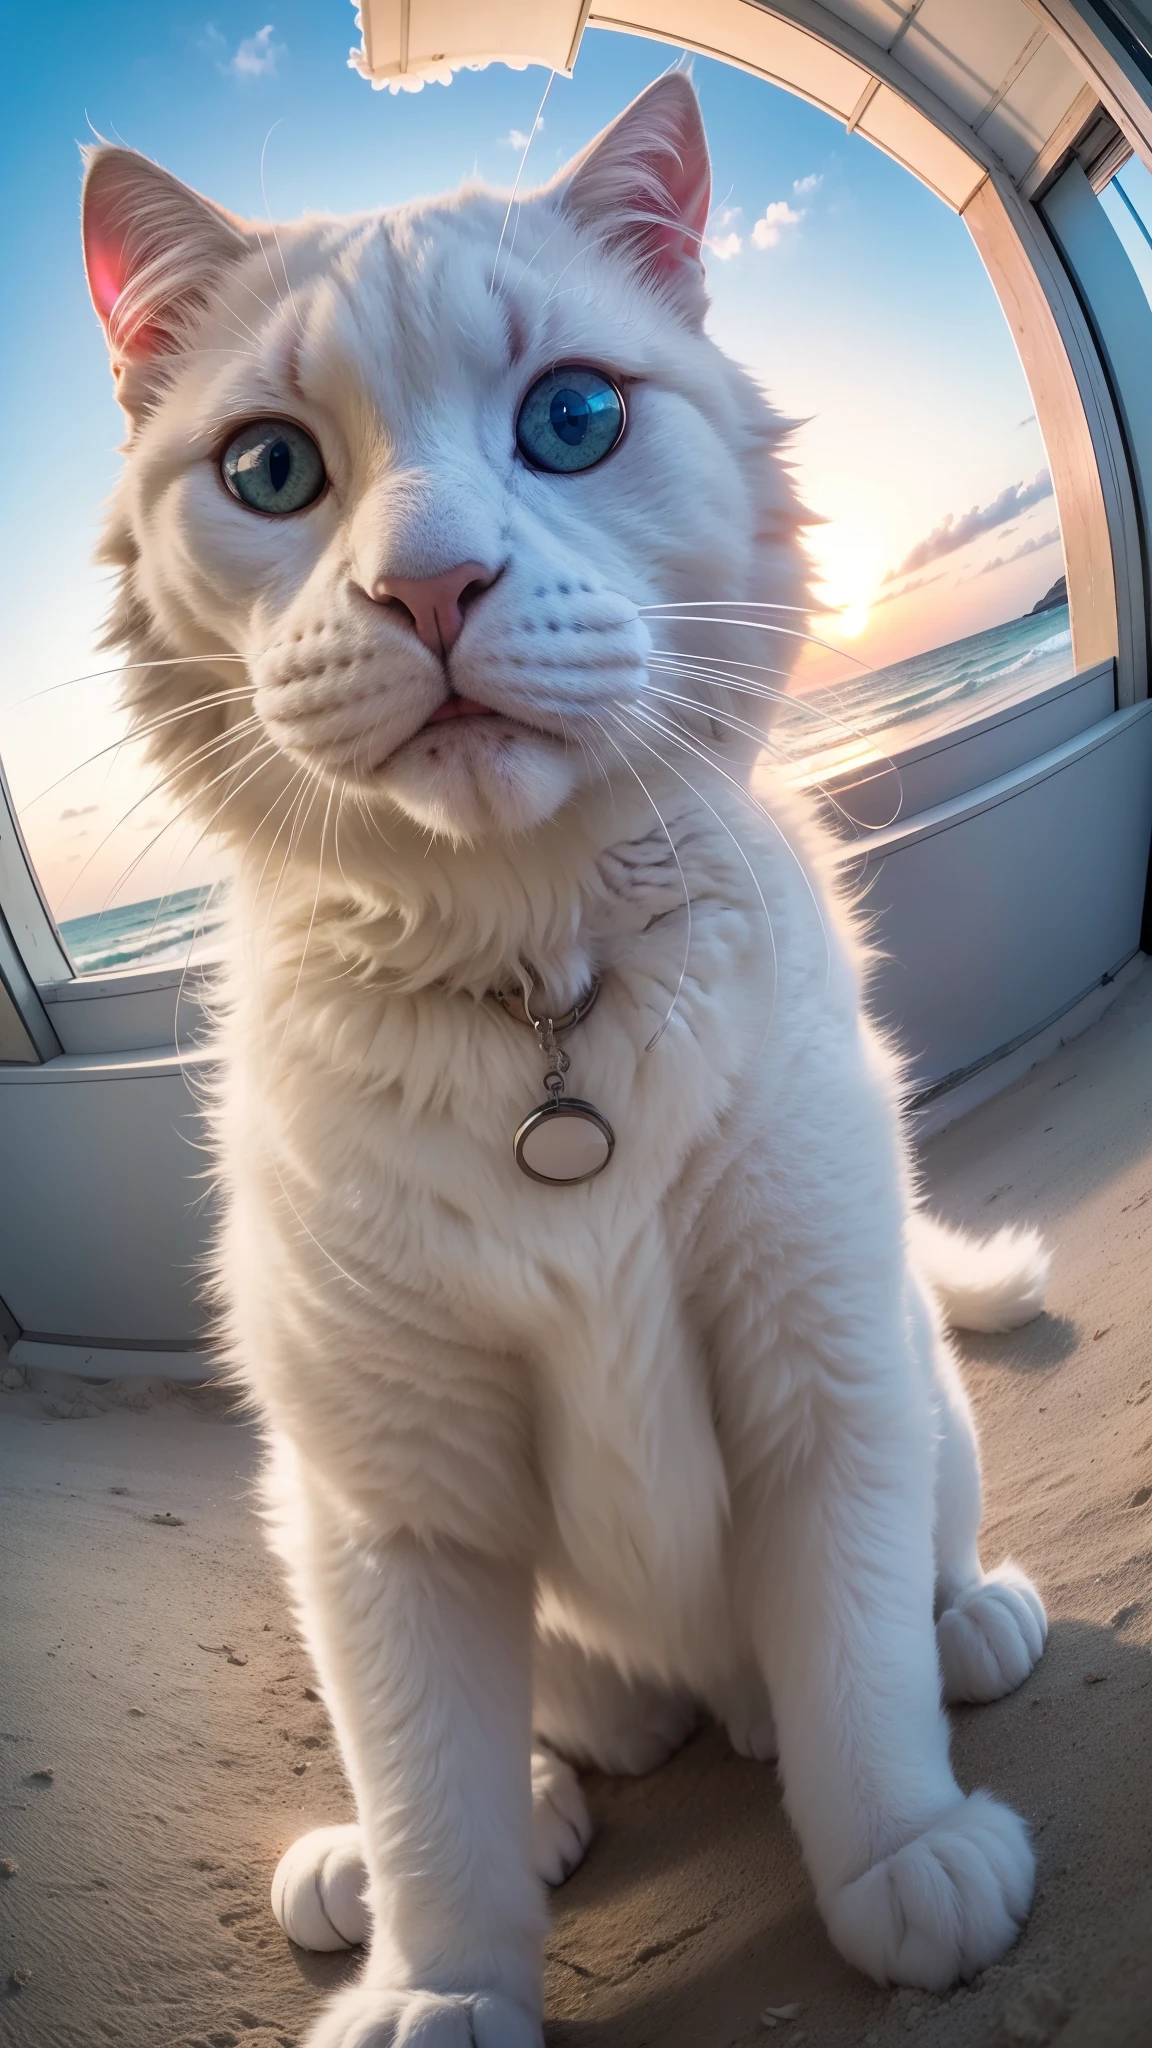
left=3, top=0, right=1152, bottom=1374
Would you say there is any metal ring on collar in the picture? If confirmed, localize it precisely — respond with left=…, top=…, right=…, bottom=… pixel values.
left=492, top=974, right=602, bottom=1036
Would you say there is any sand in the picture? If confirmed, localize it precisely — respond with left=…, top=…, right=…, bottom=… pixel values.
left=4, top=968, right=1152, bottom=2048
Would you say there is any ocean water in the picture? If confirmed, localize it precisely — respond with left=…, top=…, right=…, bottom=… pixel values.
left=788, top=604, right=1073, bottom=755
left=59, top=883, right=226, bottom=975
left=57, top=606, right=1074, bottom=975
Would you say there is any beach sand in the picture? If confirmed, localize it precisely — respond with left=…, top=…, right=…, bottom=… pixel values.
left=4, top=968, right=1152, bottom=2048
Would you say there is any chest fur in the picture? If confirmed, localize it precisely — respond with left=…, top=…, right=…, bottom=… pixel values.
left=229, top=880, right=774, bottom=1600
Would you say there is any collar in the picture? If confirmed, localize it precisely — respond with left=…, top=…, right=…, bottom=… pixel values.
left=491, top=972, right=602, bottom=1036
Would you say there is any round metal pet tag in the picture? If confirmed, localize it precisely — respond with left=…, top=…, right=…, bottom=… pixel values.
left=514, top=1099, right=615, bottom=1185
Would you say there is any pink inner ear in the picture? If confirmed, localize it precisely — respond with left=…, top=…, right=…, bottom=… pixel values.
left=652, top=157, right=712, bottom=275
left=625, top=95, right=712, bottom=281
left=559, top=78, right=715, bottom=297
left=85, top=231, right=127, bottom=330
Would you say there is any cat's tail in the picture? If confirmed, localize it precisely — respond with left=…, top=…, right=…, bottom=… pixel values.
left=909, top=1213, right=1050, bottom=1333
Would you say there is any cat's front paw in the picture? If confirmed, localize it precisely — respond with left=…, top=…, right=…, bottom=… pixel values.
left=272, top=1761, right=588, bottom=1960
left=707, top=1665, right=778, bottom=1762
left=937, top=1564, right=1046, bottom=1704
left=305, top=1983, right=542, bottom=2048
left=823, top=1791, right=1033, bottom=1990
left=272, top=1824, right=369, bottom=1951
left=531, top=1744, right=592, bottom=1884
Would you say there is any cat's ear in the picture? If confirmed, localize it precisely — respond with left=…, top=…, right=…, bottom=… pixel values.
left=551, top=73, right=711, bottom=319
left=82, top=145, right=254, bottom=416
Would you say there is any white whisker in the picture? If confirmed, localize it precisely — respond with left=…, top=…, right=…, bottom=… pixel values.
left=111, top=736, right=280, bottom=931
left=279, top=777, right=336, bottom=1053
left=243, top=764, right=373, bottom=1295
left=608, top=708, right=779, bottom=1046
left=259, top=121, right=306, bottom=342
left=54, top=721, right=267, bottom=915
left=646, top=653, right=903, bottom=809
left=585, top=712, right=692, bottom=1050
left=138, top=732, right=289, bottom=967
left=640, top=683, right=902, bottom=832
left=14, top=656, right=248, bottom=711
left=214, top=306, right=271, bottom=352
left=490, top=70, right=555, bottom=294
left=332, top=784, right=354, bottom=893
left=643, top=613, right=869, bottom=665
left=623, top=698, right=832, bottom=1000
left=22, top=690, right=257, bottom=811
left=641, top=599, right=814, bottom=615
left=257, top=765, right=326, bottom=985
left=648, top=647, right=793, bottom=683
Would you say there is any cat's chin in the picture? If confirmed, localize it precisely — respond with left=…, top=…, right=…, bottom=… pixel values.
left=378, top=718, right=584, bottom=842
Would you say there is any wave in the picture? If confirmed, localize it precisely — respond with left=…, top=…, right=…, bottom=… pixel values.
left=993, top=627, right=1072, bottom=678
left=59, top=884, right=226, bottom=976
left=791, top=607, right=1073, bottom=752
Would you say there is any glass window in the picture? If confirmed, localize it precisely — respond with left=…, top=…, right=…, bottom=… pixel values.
left=1099, top=157, right=1152, bottom=312
left=0, top=24, right=1071, bottom=976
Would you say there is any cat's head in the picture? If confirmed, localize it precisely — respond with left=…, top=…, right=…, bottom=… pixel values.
left=84, top=74, right=807, bottom=858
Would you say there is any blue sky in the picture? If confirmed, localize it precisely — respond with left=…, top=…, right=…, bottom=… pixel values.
left=0, top=2, right=1063, bottom=918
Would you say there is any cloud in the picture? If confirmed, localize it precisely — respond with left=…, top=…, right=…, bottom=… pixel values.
left=887, top=471, right=1054, bottom=578
left=500, top=117, right=544, bottom=149
left=976, top=528, right=1061, bottom=577
left=704, top=204, right=743, bottom=260
left=792, top=173, right=823, bottom=197
left=233, top=23, right=280, bottom=74
left=203, top=22, right=283, bottom=78
left=871, top=571, right=946, bottom=609
left=60, top=804, right=98, bottom=821
left=752, top=200, right=803, bottom=249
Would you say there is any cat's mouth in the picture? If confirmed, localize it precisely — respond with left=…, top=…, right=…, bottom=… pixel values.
left=409, top=693, right=557, bottom=749
left=363, top=683, right=589, bottom=833
left=367, top=691, right=564, bottom=778
left=422, top=695, right=500, bottom=727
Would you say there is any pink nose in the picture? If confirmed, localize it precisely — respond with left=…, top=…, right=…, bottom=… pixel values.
left=372, top=562, right=497, bottom=657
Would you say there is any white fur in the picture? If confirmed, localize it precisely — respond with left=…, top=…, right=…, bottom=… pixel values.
left=909, top=1215, right=1051, bottom=1333
left=272, top=1823, right=371, bottom=1951
left=84, top=77, right=1049, bottom=2044
left=271, top=1747, right=590, bottom=1952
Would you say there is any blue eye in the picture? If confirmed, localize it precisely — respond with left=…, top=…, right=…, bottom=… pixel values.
left=516, top=366, right=625, bottom=474
left=221, top=419, right=326, bottom=514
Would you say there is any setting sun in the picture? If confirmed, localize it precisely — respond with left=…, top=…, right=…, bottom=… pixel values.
left=808, top=522, right=885, bottom=643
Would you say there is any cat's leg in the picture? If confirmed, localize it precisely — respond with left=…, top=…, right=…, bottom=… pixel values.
left=273, top=1745, right=589, bottom=1953
left=271, top=1451, right=547, bottom=2048
left=532, top=1627, right=697, bottom=1776
left=729, top=1280, right=1034, bottom=1990
left=932, top=1335, right=1046, bottom=1705
left=529, top=1742, right=593, bottom=1885
left=700, top=1661, right=778, bottom=1761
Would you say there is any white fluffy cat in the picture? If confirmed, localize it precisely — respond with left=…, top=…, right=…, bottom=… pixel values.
left=82, top=76, right=1050, bottom=2047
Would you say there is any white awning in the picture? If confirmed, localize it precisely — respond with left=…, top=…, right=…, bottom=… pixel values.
left=350, top=1, right=590, bottom=91
left=349, top=1, right=1105, bottom=213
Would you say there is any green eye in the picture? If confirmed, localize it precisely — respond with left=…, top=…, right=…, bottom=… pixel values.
left=516, top=366, right=626, bottom=474
left=221, top=420, right=326, bottom=514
